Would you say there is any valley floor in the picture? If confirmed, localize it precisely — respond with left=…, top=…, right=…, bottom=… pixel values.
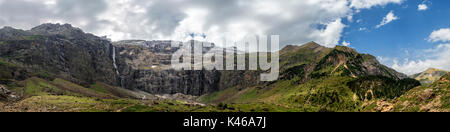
left=1, top=74, right=449, bottom=112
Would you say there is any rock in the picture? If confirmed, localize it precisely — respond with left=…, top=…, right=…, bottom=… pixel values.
left=0, top=85, right=19, bottom=101
left=0, top=85, right=11, bottom=95
left=114, top=41, right=223, bottom=96
left=420, top=89, right=435, bottom=101
left=376, top=100, right=394, bottom=112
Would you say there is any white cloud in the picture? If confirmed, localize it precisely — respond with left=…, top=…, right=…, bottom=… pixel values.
left=350, top=0, right=404, bottom=9
left=356, top=19, right=362, bottom=23
left=342, top=41, right=351, bottom=46
left=347, top=15, right=353, bottom=22
left=376, top=11, right=398, bottom=28
left=359, top=27, right=367, bottom=31
left=309, top=19, right=346, bottom=48
left=418, top=4, right=428, bottom=11
left=0, top=0, right=405, bottom=50
left=389, top=44, right=450, bottom=75
left=429, top=28, right=450, bottom=42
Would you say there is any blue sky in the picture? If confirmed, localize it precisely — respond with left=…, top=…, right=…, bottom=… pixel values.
left=340, top=0, right=450, bottom=74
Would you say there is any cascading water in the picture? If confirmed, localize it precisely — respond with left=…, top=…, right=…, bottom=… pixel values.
left=112, top=46, right=124, bottom=88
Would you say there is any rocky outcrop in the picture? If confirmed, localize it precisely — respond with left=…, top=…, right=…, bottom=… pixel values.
left=312, top=45, right=407, bottom=80
left=0, top=85, right=19, bottom=101
left=0, top=24, right=118, bottom=87
left=113, top=40, right=223, bottom=96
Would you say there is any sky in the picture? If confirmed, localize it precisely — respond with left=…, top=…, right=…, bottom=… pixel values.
left=0, top=0, right=448, bottom=75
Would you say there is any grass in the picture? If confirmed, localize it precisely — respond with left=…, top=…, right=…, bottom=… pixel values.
left=198, top=87, right=239, bottom=103
left=15, top=95, right=136, bottom=112
left=23, top=78, right=70, bottom=96
left=199, top=76, right=362, bottom=112
left=51, top=78, right=115, bottom=99
left=120, top=101, right=295, bottom=112
left=361, top=74, right=450, bottom=112
left=22, top=35, right=43, bottom=40
left=32, top=70, right=55, bottom=81
left=90, top=83, right=112, bottom=94
left=122, top=102, right=192, bottom=112
left=0, top=59, right=18, bottom=80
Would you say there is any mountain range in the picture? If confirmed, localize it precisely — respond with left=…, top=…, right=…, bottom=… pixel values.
left=0, top=23, right=448, bottom=112
left=410, top=68, right=448, bottom=84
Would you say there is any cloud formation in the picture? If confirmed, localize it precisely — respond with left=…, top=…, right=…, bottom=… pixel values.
left=349, top=0, right=404, bottom=9
left=383, top=28, right=450, bottom=75
left=418, top=4, right=428, bottom=11
left=429, top=28, right=450, bottom=42
left=0, top=0, right=404, bottom=49
left=390, top=44, right=450, bottom=75
left=342, top=41, right=351, bottom=46
left=376, top=11, right=398, bottom=28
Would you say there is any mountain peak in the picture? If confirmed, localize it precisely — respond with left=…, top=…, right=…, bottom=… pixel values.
left=30, top=23, right=84, bottom=36
left=335, top=45, right=358, bottom=54
left=302, top=41, right=322, bottom=48
left=425, top=68, right=447, bottom=72
left=0, top=26, right=31, bottom=39
left=31, top=23, right=75, bottom=30
left=1, top=26, right=17, bottom=30
left=410, top=68, right=449, bottom=84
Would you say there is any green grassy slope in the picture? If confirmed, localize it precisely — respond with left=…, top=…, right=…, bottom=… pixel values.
left=362, top=73, right=449, bottom=112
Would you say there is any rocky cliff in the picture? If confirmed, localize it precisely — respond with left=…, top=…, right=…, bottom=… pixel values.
left=0, top=24, right=118, bottom=87
left=113, top=40, right=222, bottom=95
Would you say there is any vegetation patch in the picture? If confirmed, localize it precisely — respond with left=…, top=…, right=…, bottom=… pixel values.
left=90, top=83, right=112, bottom=94
left=348, top=76, right=420, bottom=100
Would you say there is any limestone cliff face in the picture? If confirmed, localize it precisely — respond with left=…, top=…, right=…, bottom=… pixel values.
left=113, top=40, right=223, bottom=96
left=0, top=24, right=118, bottom=87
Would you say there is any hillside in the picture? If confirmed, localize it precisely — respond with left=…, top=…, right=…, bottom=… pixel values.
left=1, top=23, right=445, bottom=112
left=363, top=73, right=449, bottom=112
left=410, top=68, right=448, bottom=84
left=198, top=42, right=419, bottom=112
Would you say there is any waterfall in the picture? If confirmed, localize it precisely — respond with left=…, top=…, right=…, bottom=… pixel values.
left=112, top=46, right=124, bottom=88
left=112, top=46, right=119, bottom=75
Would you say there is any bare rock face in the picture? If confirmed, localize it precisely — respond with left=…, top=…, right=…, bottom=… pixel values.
left=113, top=41, right=223, bottom=96
left=312, top=46, right=407, bottom=80
left=0, top=85, right=19, bottom=101
left=420, top=89, right=435, bottom=101
left=0, top=24, right=118, bottom=87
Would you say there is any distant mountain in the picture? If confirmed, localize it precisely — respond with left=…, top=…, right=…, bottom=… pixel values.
left=410, top=68, right=449, bottom=84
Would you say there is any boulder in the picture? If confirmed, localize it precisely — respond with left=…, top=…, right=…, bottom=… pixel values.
left=0, top=85, right=19, bottom=101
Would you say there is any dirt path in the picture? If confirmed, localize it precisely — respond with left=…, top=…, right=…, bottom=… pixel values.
left=115, top=104, right=135, bottom=112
